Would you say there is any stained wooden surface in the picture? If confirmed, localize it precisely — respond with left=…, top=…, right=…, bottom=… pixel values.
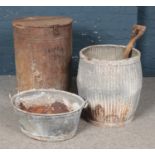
left=13, top=16, right=72, bottom=91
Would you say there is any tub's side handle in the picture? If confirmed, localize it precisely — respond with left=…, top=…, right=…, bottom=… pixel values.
left=83, top=99, right=90, bottom=108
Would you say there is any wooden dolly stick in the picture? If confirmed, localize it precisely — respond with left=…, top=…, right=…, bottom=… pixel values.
left=123, top=24, right=146, bottom=59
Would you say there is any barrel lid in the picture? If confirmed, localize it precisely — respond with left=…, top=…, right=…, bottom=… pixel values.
left=13, top=16, right=73, bottom=28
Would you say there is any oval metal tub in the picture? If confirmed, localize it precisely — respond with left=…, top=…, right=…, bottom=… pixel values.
left=11, top=89, right=85, bottom=141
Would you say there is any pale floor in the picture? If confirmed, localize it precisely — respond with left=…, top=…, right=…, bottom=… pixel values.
left=0, top=76, right=155, bottom=148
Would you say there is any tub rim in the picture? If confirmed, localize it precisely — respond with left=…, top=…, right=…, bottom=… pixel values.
left=11, top=89, right=85, bottom=117
left=79, top=44, right=141, bottom=65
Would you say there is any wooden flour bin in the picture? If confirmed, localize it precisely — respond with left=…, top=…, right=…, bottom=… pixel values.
left=13, top=16, right=72, bottom=91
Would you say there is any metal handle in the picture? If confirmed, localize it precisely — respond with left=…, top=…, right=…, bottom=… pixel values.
left=83, top=99, right=90, bottom=108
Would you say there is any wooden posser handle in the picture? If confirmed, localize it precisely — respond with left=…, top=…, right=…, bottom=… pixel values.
left=123, top=25, right=146, bottom=59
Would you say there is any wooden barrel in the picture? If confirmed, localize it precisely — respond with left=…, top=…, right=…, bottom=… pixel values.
left=77, top=45, right=142, bottom=127
left=13, top=16, right=72, bottom=91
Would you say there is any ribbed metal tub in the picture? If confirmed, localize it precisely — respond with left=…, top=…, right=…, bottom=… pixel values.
left=77, top=45, right=142, bottom=127
left=11, top=89, right=85, bottom=141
